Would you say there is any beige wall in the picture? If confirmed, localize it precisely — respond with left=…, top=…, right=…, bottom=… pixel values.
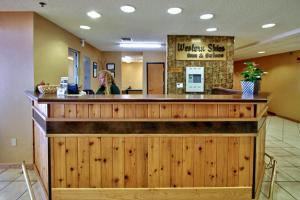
left=34, top=14, right=102, bottom=92
left=142, top=51, right=166, bottom=94
left=100, top=51, right=166, bottom=94
left=0, top=12, right=34, bottom=163
left=121, top=62, right=143, bottom=90
left=101, top=52, right=122, bottom=90
left=234, top=51, right=300, bottom=122
left=0, top=12, right=104, bottom=163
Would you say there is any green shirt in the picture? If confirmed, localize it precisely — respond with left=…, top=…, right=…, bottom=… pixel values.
left=96, top=84, right=120, bottom=95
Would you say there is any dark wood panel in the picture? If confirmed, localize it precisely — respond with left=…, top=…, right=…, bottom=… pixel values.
left=46, top=121, right=258, bottom=134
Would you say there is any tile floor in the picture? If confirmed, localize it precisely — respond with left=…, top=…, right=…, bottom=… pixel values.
left=259, top=116, right=300, bottom=200
left=0, top=116, right=299, bottom=200
left=0, top=168, right=46, bottom=200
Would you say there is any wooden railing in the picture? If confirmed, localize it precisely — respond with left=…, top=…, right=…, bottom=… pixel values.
left=265, top=153, right=277, bottom=199
left=22, top=161, right=36, bottom=200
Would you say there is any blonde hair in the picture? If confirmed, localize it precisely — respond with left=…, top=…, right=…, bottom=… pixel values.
left=98, top=70, right=116, bottom=95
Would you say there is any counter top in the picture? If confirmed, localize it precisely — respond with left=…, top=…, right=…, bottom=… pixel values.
left=26, top=91, right=269, bottom=103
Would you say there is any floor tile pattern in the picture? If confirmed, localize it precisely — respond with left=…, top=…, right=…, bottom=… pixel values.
left=260, top=116, right=300, bottom=200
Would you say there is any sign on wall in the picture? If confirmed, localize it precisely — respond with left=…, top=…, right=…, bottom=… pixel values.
left=176, top=41, right=227, bottom=61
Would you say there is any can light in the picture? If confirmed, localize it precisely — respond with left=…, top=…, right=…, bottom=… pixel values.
left=87, top=11, right=101, bottom=19
left=167, top=7, right=182, bottom=15
left=200, top=13, right=214, bottom=20
left=80, top=25, right=91, bottom=30
left=120, top=5, right=136, bottom=13
left=206, top=27, right=217, bottom=32
left=262, top=23, right=276, bottom=29
left=120, top=43, right=162, bottom=48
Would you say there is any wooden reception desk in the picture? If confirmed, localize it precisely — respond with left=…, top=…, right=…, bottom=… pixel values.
left=26, top=91, right=269, bottom=200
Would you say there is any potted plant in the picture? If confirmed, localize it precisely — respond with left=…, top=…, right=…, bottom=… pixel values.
left=241, top=61, right=266, bottom=94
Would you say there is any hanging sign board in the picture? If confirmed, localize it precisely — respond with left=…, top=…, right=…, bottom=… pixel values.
left=175, top=41, right=227, bottom=61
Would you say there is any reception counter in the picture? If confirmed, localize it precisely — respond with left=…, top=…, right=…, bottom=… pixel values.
left=26, top=91, right=269, bottom=200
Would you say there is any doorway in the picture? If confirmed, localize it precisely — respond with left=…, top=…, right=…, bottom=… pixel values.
left=121, top=53, right=143, bottom=94
left=68, top=48, right=79, bottom=84
left=147, top=62, right=165, bottom=94
left=83, top=56, right=91, bottom=89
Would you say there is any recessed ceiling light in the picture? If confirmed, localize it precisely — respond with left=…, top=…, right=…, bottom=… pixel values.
left=167, top=7, right=182, bottom=15
left=120, top=5, right=136, bottom=13
left=87, top=11, right=101, bottom=19
left=206, top=27, right=217, bottom=32
left=200, top=13, right=214, bottom=20
left=80, top=25, right=91, bottom=30
left=120, top=42, right=162, bottom=48
left=262, top=23, right=276, bottom=29
left=258, top=51, right=266, bottom=54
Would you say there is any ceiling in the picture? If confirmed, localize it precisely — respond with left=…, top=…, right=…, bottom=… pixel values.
left=1, top=0, right=300, bottom=60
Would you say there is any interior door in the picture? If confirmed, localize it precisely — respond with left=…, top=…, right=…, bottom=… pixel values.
left=147, top=62, right=165, bottom=94
left=83, top=56, right=91, bottom=89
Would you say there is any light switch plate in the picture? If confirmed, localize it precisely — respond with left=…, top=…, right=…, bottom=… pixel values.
left=176, top=82, right=183, bottom=88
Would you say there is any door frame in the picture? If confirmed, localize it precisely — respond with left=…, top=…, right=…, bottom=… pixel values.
left=83, top=56, right=91, bottom=90
left=146, top=62, right=165, bottom=94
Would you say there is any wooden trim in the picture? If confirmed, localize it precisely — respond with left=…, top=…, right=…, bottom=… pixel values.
left=254, top=168, right=265, bottom=200
left=25, top=91, right=269, bottom=103
left=52, top=187, right=252, bottom=200
left=251, top=137, right=257, bottom=199
left=45, top=121, right=258, bottom=134
left=48, top=137, right=52, bottom=200
left=257, top=106, right=268, bottom=120
left=147, top=62, right=165, bottom=94
left=32, top=118, right=47, bottom=137
left=46, top=117, right=259, bottom=122
left=33, top=110, right=47, bottom=132
left=0, top=163, right=34, bottom=169
left=33, top=106, right=47, bottom=121
left=46, top=133, right=257, bottom=138
left=33, top=165, right=49, bottom=200
left=32, top=119, right=35, bottom=166
left=47, top=102, right=268, bottom=105
left=37, top=98, right=269, bottom=103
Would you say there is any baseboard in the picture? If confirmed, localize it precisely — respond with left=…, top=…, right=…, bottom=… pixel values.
left=0, top=162, right=34, bottom=169
left=267, top=112, right=300, bottom=123
left=52, top=187, right=252, bottom=200
left=267, top=111, right=276, bottom=116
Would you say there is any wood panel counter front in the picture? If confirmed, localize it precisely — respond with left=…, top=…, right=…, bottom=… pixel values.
left=26, top=91, right=269, bottom=200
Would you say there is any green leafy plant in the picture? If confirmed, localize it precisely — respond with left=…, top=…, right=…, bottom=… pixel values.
left=241, top=61, right=266, bottom=82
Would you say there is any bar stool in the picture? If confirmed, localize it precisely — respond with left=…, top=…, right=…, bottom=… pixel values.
left=265, top=153, right=277, bottom=199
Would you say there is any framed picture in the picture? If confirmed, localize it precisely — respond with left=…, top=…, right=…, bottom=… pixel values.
left=93, top=62, right=97, bottom=78
left=106, top=63, right=115, bottom=70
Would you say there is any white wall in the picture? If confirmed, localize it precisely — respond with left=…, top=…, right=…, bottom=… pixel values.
left=142, top=51, right=166, bottom=94
left=0, top=12, right=34, bottom=163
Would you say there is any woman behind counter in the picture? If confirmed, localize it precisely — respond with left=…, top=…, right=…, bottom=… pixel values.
left=96, top=70, right=120, bottom=95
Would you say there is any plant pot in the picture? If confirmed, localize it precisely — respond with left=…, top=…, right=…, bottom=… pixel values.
left=253, top=80, right=261, bottom=95
left=241, top=81, right=254, bottom=94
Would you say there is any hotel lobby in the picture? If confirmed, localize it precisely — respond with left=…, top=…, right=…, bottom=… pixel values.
left=0, top=0, right=300, bottom=200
